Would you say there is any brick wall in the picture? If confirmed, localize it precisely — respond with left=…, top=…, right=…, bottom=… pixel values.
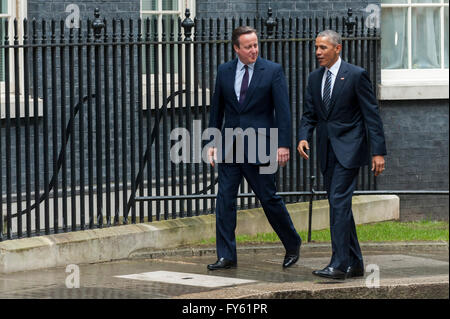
left=195, top=0, right=380, bottom=19
left=27, top=0, right=140, bottom=22
left=378, top=99, right=449, bottom=221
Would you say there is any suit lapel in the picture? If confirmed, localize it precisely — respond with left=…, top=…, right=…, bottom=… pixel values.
left=326, top=61, right=349, bottom=118
left=316, top=67, right=328, bottom=118
left=239, top=58, right=264, bottom=113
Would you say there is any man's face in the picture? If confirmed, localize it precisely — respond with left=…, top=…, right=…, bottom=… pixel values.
left=234, top=32, right=259, bottom=65
left=315, top=36, right=342, bottom=68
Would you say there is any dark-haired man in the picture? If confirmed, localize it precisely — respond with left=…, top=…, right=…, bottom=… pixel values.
left=298, top=30, right=387, bottom=279
left=206, top=26, right=302, bottom=270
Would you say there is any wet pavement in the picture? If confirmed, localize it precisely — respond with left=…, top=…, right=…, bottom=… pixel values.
left=0, top=242, right=448, bottom=299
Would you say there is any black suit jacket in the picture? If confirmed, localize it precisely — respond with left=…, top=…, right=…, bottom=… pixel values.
left=298, top=60, right=387, bottom=173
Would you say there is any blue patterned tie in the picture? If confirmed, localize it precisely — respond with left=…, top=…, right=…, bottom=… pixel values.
left=239, top=65, right=249, bottom=105
left=323, top=70, right=332, bottom=110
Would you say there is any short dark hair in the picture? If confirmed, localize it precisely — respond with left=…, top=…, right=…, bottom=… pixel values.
left=317, top=30, right=342, bottom=46
left=232, top=26, right=257, bottom=47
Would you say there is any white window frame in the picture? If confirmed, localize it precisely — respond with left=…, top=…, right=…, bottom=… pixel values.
left=141, top=0, right=192, bottom=39
left=1, top=0, right=16, bottom=92
left=1, top=0, right=42, bottom=119
left=379, top=0, right=449, bottom=100
left=1, top=0, right=27, bottom=91
left=140, top=0, right=207, bottom=110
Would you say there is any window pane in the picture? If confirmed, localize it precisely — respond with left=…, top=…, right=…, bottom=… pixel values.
left=412, top=7, right=441, bottom=68
left=142, top=0, right=158, bottom=11
left=142, top=14, right=157, bottom=74
left=0, top=18, right=4, bottom=81
left=0, top=0, right=7, bottom=14
left=162, top=14, right=179, bottom=73
left=445, top=7, right=449, bottom=68
left=381, top=0, right=408, bottom=4
left=162, top=14, right=179, bottom=35
left=141, top=14, right=179, bottom=75
left=0, top=0, right=7, bottom=81
left=162, top=0, right=178, bottom=11
left=381, top=8, right=408, bottom=69
left=412, top=0, right=441, bottom=3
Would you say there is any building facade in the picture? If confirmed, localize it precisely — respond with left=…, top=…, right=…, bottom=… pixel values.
left=1, top=0, right=448, bottom=221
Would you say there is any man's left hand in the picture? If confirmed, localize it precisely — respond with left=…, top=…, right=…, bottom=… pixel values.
left=277, top=147, right=290, bottom=167
left=372, top=155, right=385, bottom=176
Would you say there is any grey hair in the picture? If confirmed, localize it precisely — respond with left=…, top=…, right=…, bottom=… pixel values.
left=317, top=30, right=342, bottom=46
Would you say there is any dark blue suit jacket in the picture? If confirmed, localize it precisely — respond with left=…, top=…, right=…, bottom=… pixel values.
left=208, top=57, right=291, bottom=164
left=298, top=60, right=387, bottom=173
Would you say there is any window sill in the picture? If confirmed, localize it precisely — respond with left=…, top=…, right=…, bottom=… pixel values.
left=378, top=83, right=449, bottom=100
left=1, top=94, right=44, bottom=119
left=379, top=69, right=449, bottom=100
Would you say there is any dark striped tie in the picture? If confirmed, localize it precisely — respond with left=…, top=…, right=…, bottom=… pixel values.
left=323, top=70, right=332, bottom=110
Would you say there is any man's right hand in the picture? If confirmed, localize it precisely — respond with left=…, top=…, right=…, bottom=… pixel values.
left=297, top=140, right=310, bottom=160
left=208, top=147, right=217, bottom=167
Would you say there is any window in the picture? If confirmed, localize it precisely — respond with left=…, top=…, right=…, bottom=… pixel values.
left=379, top=0, right=449, bottom=99
left=142, top=0, right=183, bottom=42
left=1, top=0, right=26, bottom=86
left=141, top=0, right=186, bottom=75
left=1, top=0, right=42, bottom=119
left=140, top=0, right=201, bottom=110
left=0, top=0, right=11, bottom=82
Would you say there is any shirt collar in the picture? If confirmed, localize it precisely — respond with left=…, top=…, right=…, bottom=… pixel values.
left=237, top=58, right=256, bottom=71
left=326, top=56, right=341, bottom=76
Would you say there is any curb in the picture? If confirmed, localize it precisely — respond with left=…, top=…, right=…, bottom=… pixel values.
left=174, top=275, right=449, bottom=299
left=129, top=241, right=449, bottom=259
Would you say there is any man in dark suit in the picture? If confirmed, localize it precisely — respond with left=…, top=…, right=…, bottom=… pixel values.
left=206, top=26, right=301, bottom=270
left=297, top=30, right=387, bottom=280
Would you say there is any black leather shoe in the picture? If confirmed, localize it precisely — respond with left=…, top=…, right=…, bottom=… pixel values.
left=312, top=266, right=346, bottom=280
left=207, top=257, right=237, bottom=270
left=283, top=245, right=301, bottom=268
left=346, top=265, right=365, bottom=278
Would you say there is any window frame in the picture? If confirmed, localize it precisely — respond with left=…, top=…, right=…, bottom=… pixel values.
left=1, top=0, right=43, bottom=119
left=140, top=0, right=202, bottom=110
left=1, top=0, right=29, bottom=88
left=379, top=0, right=449, bottom=100
left=1, top=0, right=15, bottom=91
left=141, top=0, right=186, bottom=39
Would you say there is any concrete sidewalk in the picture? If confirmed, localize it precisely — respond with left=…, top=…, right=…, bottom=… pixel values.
left=0, top=195, right=399, bottom=274
left=0, top=241, right=447, bottom=299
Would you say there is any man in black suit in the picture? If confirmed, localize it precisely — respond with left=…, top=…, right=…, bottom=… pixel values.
left=206, top=26, right=301, bottom=270
left=297, top=30, right=387, bottom=280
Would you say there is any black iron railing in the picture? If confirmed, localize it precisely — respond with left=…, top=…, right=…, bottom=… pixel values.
left=1, top=8, right=445, bottom=241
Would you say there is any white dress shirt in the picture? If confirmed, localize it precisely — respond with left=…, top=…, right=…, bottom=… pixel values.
left=321, top=56, right=342, bottom=100
left=234, top=58, right=255, bottom=102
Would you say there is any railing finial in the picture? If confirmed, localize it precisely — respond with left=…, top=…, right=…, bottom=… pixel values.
left=345, top=8, right=356, bottom=35
left=265, top=7, right=277, bottom=37
left=92, top=8, right=105, bottom=40
left=181, top=8, right=195, bottom=41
